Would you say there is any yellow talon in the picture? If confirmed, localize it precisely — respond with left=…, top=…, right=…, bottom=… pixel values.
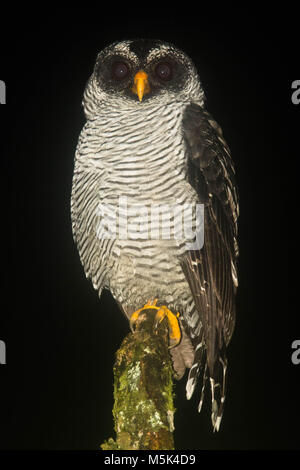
left=154, top=306, right=181, bottom=349
left=129, top=300, right=181, bottom=349
left=129, top=309, right=141, bottom=330
left=129, top=299, right=158, bottom=332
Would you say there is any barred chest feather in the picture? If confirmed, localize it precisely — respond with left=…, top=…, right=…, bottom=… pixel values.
left=72, top=100, right=199, bottom=316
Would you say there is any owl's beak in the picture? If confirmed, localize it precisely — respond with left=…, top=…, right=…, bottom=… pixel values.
left=132, top=70, right=150, bottom=102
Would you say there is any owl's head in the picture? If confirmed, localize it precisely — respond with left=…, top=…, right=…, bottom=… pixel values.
left=83, top=39, right=205, bottom=118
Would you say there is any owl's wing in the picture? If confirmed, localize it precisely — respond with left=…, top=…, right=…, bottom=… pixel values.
left=180, top=103, right=239, bottom=431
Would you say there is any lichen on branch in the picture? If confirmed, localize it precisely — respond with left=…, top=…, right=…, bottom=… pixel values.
left=101, top=308, right=175, bottom=450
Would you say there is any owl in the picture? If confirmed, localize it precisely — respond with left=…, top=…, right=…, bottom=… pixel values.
left=71, top=39, right=239, bottom=431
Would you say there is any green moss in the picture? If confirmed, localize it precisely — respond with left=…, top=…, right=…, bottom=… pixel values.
left=102, top=308, right=175, bottom=450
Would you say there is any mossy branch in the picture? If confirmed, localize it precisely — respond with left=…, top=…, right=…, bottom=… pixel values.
left=101, top=308, right=175, bottom=450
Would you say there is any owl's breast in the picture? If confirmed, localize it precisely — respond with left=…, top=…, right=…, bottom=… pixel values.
left=71, top=101, right=201, bottom=300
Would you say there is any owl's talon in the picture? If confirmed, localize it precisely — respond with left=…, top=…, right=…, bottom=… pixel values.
left=129, top=299, right=158, bottom=332
left=154, top=306, right=181, bottom=349
left=129, top=309, right=141, bottom=332
left=153, top=307, right=165, bottom=329
left=129, top=301, right=181, bottom=348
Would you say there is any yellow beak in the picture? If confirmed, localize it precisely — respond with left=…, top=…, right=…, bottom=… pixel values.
left=132, top=70, right=150, bottom=102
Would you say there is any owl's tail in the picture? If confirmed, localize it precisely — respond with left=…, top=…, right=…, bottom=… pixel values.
left=186, top=342, right=227, bottom=432
left=208, top=348, right=227, bottom=432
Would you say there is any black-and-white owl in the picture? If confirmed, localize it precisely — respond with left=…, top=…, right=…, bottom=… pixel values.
left=71, top=39, right=239, bottom=431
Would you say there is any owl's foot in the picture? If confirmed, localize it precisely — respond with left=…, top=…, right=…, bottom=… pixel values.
left=129, top=300, right=181, bottom=349
left=154, top=305, right=181, bottom=349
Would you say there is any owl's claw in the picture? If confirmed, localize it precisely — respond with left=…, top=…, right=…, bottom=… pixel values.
left=129, top=300, right=181, bottom=349
left=129, top=299, right=158, bottom=333
left=154, top=306, right=181, bottom=349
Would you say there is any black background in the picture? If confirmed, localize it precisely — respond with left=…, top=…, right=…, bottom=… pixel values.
left=0, top=7, right=299, bottom=451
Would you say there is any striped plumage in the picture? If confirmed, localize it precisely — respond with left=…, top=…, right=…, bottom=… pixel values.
left=71, top=39, right=239, bottom=431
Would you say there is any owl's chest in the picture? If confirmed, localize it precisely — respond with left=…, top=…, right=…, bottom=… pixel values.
left=77, top=105, right=199, bottom=245
left=96, top=114, right=186, bottom=198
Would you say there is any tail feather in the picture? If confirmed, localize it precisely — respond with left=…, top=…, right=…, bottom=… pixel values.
left=197, top=361, right=208, bottom=413
left=186, top=343, right=228, bottom=432
left=186, top=340, right=205, bottom=400
left=209, top=354, right=227, bottom=432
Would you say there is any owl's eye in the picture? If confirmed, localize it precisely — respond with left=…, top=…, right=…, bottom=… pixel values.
left=155, top=62, right=173, bottom=81
left=112, top=62, right=130, bottom=80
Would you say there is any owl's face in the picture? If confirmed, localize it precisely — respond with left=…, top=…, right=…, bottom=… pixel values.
left=83, top=39, right=204, bottom=116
